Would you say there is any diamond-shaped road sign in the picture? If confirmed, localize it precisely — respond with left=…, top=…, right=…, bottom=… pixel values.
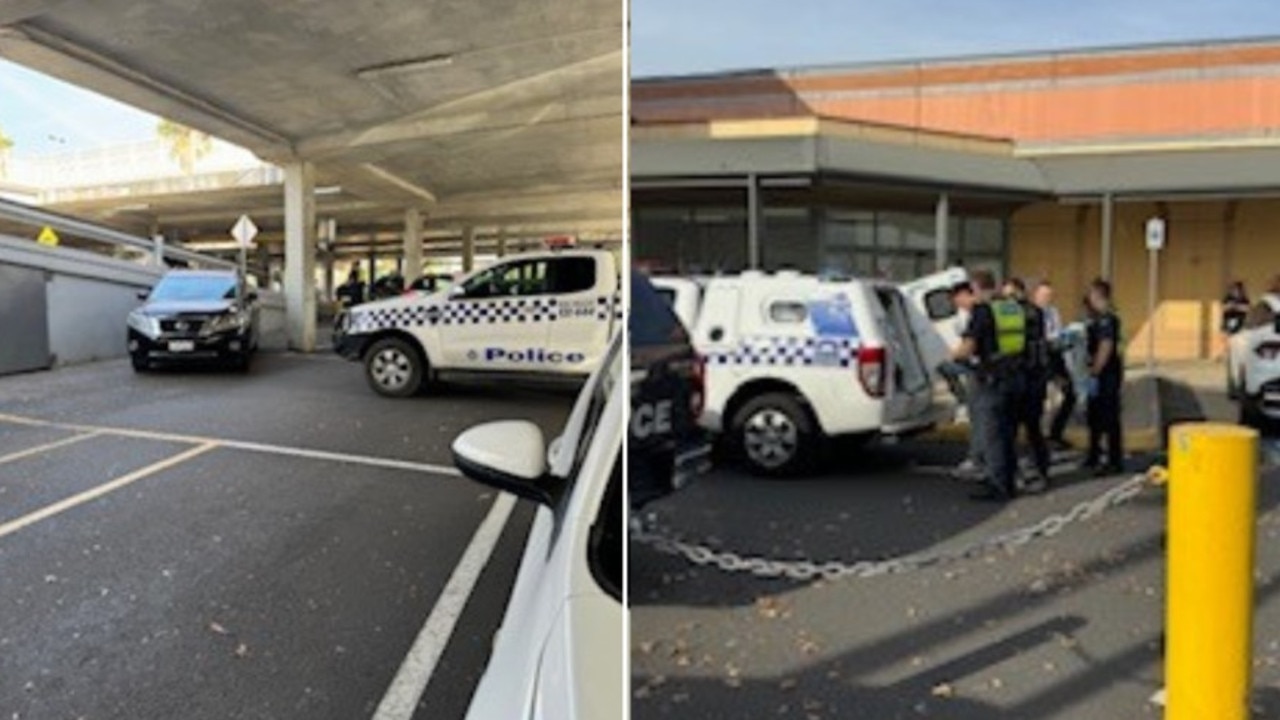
left=231, top=214, right=259, bottom=248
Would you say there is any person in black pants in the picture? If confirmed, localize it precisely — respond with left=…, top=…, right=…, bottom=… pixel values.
left=1084, top=278, right=1124, bottom=475
left=1005, top=278, right=1050, bottom=493
left=1034, top=281, right=1077, bottom=448
left=953, top=270, right=1025, bottom=503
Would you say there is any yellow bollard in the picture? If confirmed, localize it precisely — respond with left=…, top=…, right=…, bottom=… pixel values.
left=1166, top=423, right=1259, bottom=720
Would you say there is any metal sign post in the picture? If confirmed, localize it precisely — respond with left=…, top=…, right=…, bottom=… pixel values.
left=1145, top=217, right=1166, bottom=375
left=230, top=214, right=259, bottom=279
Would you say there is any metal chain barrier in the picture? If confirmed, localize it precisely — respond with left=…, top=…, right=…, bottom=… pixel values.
left=632, top=472, right=1152, bottom=582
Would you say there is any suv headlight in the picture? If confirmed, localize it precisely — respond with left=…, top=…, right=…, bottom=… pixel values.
left=204, top=312, right=249, bottom=335
left=127, top=311, right=160, bottom=339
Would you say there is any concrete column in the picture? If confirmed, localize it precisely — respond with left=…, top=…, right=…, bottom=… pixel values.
left=497, top=229, right=508, bottom=258
left=746, top=173, right=761, bottom=269
left=283, top=161, right=317, bottom=351
left=403, top=208, right=424, bottom=281
left=1100, top=192, right=1115, bottom=281
left=256, top=242, right=271, bottom=287
left=367, top=244, right=377, bottom=285
left=322, top=219, right=336, bottom=301
left=462, top=227, right=476, bottom=272
left=934, top=192, right=950, bottom=271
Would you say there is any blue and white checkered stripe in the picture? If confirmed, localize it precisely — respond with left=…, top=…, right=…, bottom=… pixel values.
left=350, top=298, right=560, bottom=333
left=705, top=336, right=859, bottom=367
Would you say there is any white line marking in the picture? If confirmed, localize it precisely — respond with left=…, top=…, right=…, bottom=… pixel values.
left=0, top=413, right=461, bottom=477
left=373, top=493, right=518, bottom=720
left=0, top=442, right=217, bottom=541
left=0, top=431, right=101, bottom=466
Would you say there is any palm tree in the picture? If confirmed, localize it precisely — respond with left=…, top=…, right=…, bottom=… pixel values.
left=156, top=119, right=212, bottom=174
left=0, top=125, right=14, bottom=179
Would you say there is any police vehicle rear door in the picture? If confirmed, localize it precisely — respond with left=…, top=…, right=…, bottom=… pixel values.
left=545, top=253, right=616, bottom=372
left=441, top=256, right=553, bottom=370
left=873, top=286, right=934, bottom=423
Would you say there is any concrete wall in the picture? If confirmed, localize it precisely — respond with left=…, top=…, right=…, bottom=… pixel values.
left=1010, top=198, right=1280, bottom=362
left=0, top=234, right=290, bottom=372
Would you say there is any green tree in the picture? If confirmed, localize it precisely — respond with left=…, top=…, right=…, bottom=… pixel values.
left=156, top=119, right=212, bottom=174
left=0, top=125, right=13, bottom=179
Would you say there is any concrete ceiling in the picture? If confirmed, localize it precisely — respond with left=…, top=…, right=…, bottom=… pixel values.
left=0, top=0, right=623, bottom=236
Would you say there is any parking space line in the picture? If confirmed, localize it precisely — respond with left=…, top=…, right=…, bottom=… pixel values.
left=372, top=493, right=517, bottom=720
left=0, top=412, right=462, bottom=477
left=0, top=442, right=217, bottom=541
left=0, top=431, right=102, bottom=466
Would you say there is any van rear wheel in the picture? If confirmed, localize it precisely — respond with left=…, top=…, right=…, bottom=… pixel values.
left=732, top=392, right=815, bottom=477
left=365, top=337, right=426, bottom=398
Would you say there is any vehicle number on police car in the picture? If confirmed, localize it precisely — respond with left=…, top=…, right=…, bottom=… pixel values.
left=168, top=340, right=195, bottom=353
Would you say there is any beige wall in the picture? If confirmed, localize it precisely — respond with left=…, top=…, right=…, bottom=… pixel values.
left=1011, top=198, right=1280, bottom=362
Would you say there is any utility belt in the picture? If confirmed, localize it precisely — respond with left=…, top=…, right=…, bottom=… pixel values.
left=974, top=355, right=1023, bottom=384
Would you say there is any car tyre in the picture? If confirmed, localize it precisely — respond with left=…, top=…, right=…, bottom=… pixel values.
left=731, top=392, right=816, bottom=477
left=131, top=353, right=150, bottom=373
left=1241, top=396, right=1269, bottom=433
left=229, top=352, right=252, bottom=374
left=365, top=337, right=426, bottom=398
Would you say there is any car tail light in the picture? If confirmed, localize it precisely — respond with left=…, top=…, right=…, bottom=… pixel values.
left=690, top=354, right=706, bottom=417
left=1257, top=343, right=1280, bottom=361
left=858, top=345, right=886, bottom=397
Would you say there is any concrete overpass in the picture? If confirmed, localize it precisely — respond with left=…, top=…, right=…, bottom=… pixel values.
left=0, top=0, right=624, bottom=350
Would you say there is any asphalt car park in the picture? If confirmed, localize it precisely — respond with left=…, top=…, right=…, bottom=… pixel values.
left=0, top=352, right=576, bottom=719
left=631, top=440, right=1280, bottom=720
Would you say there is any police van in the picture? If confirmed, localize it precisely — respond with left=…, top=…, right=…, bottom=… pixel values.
left=334, top=249, right=621, bottom=397
left=653, top=271, right=955, bottom=475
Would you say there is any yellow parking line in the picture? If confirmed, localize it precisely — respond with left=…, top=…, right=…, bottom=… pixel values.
left=0, top=442, right=217, bottom=541
left=0, top=431, right=102, bottom=466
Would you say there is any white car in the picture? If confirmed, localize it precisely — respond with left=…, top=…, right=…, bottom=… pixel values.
left=455, top=334, right=623, bottom=719
left=1227, top=293, right=1280, bottom=428
left=653, top=270, right=955, bottom=475
left=335, top=249, right=621, bottom=397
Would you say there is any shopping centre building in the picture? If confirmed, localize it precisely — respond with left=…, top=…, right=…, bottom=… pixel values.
left=632, top=37, right=1280, bottom=361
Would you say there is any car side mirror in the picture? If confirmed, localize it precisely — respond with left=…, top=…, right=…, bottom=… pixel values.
left=448, top=285, right=466, bottom=300
left=136, top=289, right=150, bottom=301
left=452, top=421, right=560, bottom=506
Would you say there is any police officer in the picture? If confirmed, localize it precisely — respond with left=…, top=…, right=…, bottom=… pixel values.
left=953, top=270, right=1025, bottom=502
left=1034, top=281, right=1077, bottom=449
left=1084, top=278, right=1124, bottom=475
left=1004, top=277, right=1050, bottom=494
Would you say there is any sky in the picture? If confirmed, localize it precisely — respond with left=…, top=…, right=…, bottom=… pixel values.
left=0, top=58, right=159, bottom=156
left=632, top=0, right=1280, bottom=77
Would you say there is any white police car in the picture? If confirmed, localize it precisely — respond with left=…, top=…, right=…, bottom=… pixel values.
left=1228, top=292, right=1280, bottom=429
left=654, top=271, right=954, bottom=475
left=334, top=249, right=621, bottom=397
left=454, top=333, right=623, bottom=720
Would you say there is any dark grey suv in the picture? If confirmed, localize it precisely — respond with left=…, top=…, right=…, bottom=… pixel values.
left=127, top=270, right=259, bottom=372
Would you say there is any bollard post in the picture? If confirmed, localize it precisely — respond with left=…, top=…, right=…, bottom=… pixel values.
left=1166, top=423, right=1259, bottom=720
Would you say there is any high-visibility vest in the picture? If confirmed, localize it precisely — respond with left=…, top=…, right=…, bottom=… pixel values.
left=991, top=299, right=1027, bottom=358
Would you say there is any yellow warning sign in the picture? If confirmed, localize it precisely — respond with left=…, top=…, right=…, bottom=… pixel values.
left=36, top=226, right=59, bottom=247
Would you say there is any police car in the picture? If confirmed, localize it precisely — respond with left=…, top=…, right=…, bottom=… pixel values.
left=1227, top=292, right=1280, bottom=429
left=454, top=332, right=622, bottom=720
left=334, top=249, right=621, bottom=397
left=653, top=271, right=954, bottom=476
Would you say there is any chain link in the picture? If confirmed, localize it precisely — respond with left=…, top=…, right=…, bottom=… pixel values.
left=632, top=473, right=1152, bottom=582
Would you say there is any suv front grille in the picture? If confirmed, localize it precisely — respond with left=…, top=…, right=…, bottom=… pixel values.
left=159, top=318, right=206, bottom=335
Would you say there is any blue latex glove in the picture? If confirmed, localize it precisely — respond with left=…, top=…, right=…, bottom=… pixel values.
left=1086, top=376, right=1100, bottom=398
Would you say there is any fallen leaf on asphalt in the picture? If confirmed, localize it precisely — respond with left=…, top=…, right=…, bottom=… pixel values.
left=234, top=642, right=249, bottom=658
left=931, top=682, right=954, bottom=698
left=209, top=622, right=229, bottom=635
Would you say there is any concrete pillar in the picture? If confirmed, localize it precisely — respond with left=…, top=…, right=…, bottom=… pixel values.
left=283, top=161, right=317, bottom=351
left=367, top=244, right=377, bottom=285
left=1101, top=193, right=1115, bottom=281
left=462, top=227, right=476, bottom=272
left=934, top=192, right=950, bottom=271
left=321, top=218, right=336, bottom=301
left=746, top=173, right=761, bottom=269
left=497, top=229, right=508, bottom=258
left=404, top=208, right=424, bottom=281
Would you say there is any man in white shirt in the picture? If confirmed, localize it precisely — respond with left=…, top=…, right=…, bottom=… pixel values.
left=1034, top=281, right=1076, bottom=449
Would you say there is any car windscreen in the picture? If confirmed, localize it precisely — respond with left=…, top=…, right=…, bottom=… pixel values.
left=630, top=271, right=686, bottom=348
left=150, top=276, right=237, bottom=302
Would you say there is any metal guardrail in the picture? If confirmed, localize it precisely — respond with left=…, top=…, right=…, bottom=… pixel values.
left=0, top=195, right=236, bottom=270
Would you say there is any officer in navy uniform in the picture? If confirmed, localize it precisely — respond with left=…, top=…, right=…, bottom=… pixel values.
left=1084, top=278, right=1124, bottom=475
left=953, top=269, right=1026, bottom=502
